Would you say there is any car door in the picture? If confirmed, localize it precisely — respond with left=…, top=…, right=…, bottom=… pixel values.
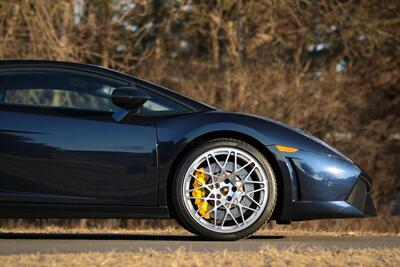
left=0, top=67, right=158, bottom=206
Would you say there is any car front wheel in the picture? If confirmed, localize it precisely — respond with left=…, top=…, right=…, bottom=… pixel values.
left=172, top=138, right=277, bottom=240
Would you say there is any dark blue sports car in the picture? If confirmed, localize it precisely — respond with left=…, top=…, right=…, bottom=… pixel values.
left=0, top=60, right=376, bottom=240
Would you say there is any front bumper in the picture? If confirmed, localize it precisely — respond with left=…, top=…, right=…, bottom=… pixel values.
left=275, top=148, right=377, bottom=221
left=288, top=174, right=376, bottom=221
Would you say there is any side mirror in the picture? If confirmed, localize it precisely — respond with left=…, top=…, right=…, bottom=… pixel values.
left=111, top=87, right=150, bottom=122
left=111, top=87, right=150, bottom=111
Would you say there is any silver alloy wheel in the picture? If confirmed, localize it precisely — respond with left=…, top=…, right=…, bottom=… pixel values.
left=182, top=147, right=269, bottom=233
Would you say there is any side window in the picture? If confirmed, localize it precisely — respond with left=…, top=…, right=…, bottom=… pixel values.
left=135, top=86, right=190, bottom=115
left=0, top=70, right=127, bottom=111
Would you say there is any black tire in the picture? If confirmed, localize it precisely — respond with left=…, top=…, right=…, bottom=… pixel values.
left=172, top=138, right=277, bottom=241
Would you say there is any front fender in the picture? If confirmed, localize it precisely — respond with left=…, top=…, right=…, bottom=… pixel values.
left=154, top=111, right=293, bottom=210
left=153, top=110, right=375, bottom=221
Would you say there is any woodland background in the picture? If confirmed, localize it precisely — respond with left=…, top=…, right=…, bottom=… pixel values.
left=0, top=0, right=399, bottom=232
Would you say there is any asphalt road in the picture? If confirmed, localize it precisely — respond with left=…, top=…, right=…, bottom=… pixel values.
left=0, top=233, right=399, bottom=255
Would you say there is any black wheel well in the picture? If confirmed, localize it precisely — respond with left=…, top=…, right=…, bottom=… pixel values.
left=166, top=131, right=284, bottom=221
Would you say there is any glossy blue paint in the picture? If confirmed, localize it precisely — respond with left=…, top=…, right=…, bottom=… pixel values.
left=0, top=60, right=376, bottom=221
left=288, top=150, right=360, bottom=201
left=0, top=109, right=158, bottom=206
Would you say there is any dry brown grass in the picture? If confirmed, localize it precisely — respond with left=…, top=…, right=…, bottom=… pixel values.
left=0, top=246, right=399, bottom=267
left=0, top=225, right=398, bottom=237
left=2, top=214, right=399, bottom=235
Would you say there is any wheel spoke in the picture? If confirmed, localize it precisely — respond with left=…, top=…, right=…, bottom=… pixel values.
left=245, top=194, right=262, bottom=207
left=214, top=199, right=218, bottom=226
left=188, top=196, right=208, bottom=200
left=242, top=165, right=257, bottom=181
left=223, top=150, right=231, bottom=169
left=202, top=201, right=221, bottom=219
left=236, top=161, right=252, bottom=172
left=229, top=209, right=240, bottom=226
left=205, top=156, right=215, bottom=183
left=245, top=180, right=264, bottom=184
left=247, top=188, right=265, bottom=195
left=234, top=151, right=237, bottom=172
left=211, top=153, right=223, bottom=171
left=221, top=202, right=232, bottom=227
left=186, top=185, right=210, bottom=194
left=237, top=203, right=246, bottom=223
left=241, top=204, right=257, bottom=212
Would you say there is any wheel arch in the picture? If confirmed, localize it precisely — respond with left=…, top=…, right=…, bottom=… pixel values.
left=165, top=130, right=286, bottom=221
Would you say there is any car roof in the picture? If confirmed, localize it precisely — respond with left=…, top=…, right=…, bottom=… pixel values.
left=0, top=60, right=214, bottom=112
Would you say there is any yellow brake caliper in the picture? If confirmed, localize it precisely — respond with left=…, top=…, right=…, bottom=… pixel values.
left=192, top=167, right=212, bottom=219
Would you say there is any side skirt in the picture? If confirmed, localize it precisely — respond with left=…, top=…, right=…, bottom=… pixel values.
left=0, top=202, right=170, bottom=219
